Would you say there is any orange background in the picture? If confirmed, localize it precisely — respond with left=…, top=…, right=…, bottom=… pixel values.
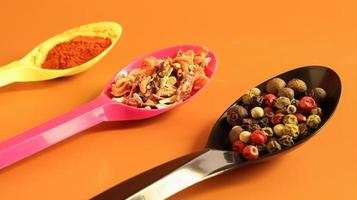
left=1, top=0, right=357, bottom=199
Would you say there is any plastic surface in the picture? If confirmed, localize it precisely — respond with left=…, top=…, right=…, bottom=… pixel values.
left=92, top=66, right=341, bottom=200
left=0, top=22, right=122, bottom=87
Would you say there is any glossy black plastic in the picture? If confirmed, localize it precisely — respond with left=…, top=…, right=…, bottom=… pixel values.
left=208, top=66, right=342, bottom=161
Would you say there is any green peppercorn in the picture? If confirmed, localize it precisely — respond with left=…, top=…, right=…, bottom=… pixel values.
left=278, top=87, right=295, bottom=100
left=291, top=99, right=300, bottom=108
left=283, top=123, right=300, bottom=138
left=266, top=78, right=286, bottom=95
left=311, top=107, right=323, bottom=116
left=306, top=114, right=321, bottom=129
left=298, top=123, right=310, bottom=137
left=278, top=135, right=295, bottom=147
left=249, top=88, right=261, bottom=96
left=262, top=127, right=274, bottom=137
left=275, top=97, right=291, bottom=109
left=283, top=114, right=298, bottom=125
left=226, top=105, right=248, bottom=126
left=242, top=93, right=252, bottom=105
left=266, top=139, right=282, bottom=153
left=287, top=78, right=307, bottom=93
left=310, top=87, right=327, bottom=102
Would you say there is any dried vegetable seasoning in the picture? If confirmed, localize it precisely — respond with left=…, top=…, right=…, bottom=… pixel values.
left=111, top=50, right=211, bottom=109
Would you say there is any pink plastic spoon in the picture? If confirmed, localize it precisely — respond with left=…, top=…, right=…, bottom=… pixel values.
left=0, top=45, right=217, bottom=170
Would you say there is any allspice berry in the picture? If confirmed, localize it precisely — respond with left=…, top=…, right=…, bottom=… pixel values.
left=287, top=78, right=307, bottom=93
left=266, top=78, right=286, bottom=94
left=278, top=87, right=295, bottom=100
left=229, top=126, right=244, bottom=144
left=226, top=105, right=248, bottom=126
left=310, top=87, right=327, bottom=102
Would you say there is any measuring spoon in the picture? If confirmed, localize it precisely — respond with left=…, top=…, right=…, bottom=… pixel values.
left=92, top=66, right=341, bottom=200
left=0, top=44, right=217, bottom=169
left=0, top=22, right=122, bottom=87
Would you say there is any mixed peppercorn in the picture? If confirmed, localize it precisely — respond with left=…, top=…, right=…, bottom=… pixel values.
left=227, top=77, right=327, bottom=160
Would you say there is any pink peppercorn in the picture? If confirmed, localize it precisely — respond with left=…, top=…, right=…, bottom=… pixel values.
left=264, top=107, right=274, bottom=117
left=250, top=130, right=267, bottom=144
left=242, top=145, right=259, bottom=160
left=271, top=113, right=284, bottom=124
left=295, top=113, right=307, bottom=123
left=264, top=94, right=277, bottom=107
left=299, top=96, right=317, bottom=110
left=232, top=140, right=246, bottom=152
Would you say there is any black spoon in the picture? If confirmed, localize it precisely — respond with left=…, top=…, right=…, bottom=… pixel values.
left=92, top=66, right=342, bottom=200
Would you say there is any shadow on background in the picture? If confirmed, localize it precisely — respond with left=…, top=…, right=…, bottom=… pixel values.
left=0, top=107, right=179, bottom=174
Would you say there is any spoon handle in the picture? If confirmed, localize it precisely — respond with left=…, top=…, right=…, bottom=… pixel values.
left=0, top=62, right=19, bottom=87
left=0, top=95, right=110, bottom=169
left=91, top=149, right=236, bottom=200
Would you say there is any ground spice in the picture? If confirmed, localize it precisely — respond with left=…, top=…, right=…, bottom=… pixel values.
left=41, top=36, right=112, bottom=69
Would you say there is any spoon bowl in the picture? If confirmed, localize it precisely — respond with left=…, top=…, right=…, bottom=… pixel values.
left=0, top=44, right=217, bottom=169
left=0, top=22, right=122, bottom=87
left=92, top=66, right=341, bottom=200
left=101, top=45, right=217, bottom=121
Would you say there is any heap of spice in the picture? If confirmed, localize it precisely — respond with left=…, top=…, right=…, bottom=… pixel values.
left=227, top=78, right=327, bottom=160
left=111, top=49, right=211, bottom=109
left=42, top=36, right=112, bottom=69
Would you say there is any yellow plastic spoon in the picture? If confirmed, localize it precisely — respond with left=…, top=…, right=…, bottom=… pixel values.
left=0, top=22, right=122, bottom=87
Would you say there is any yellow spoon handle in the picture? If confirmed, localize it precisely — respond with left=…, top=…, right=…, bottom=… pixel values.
left=0, top=62, right=20, bottom=87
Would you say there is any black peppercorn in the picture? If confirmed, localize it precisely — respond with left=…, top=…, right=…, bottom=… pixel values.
left=226, top=105, right=248, bottom=126
left=255, top=144, right=267, bottom=153
left=259, top=117, right=270, bottom=128
left=242, top=118, right=261, bottom=132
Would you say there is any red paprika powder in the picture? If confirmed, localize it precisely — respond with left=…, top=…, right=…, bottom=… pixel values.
left=41, top=36, right=112, bottom=70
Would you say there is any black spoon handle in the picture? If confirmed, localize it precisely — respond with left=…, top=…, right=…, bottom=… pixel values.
left=91, top=149, right=236, bottom=200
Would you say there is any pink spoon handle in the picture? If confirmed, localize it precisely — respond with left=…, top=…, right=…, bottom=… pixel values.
left=0, top=95, right=110, bottom=169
